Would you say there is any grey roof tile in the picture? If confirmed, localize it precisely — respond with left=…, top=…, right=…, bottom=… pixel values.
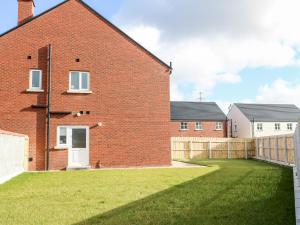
left=171, top=102, right=227, bottom=121
left=235, top=103, right=300, bottom=122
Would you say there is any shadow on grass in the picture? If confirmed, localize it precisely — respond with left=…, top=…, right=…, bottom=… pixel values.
left=73, top=161, right=295, bottom=225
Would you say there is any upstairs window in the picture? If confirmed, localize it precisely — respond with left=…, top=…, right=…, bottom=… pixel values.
left=180, top=122, right=188, bottom=131
left=216, top=122, right=223, bottom=130
left=195, top=122, right=203, bottom=130
left=69, top=71, right=90, bottom=92
left=257, top=123, right=263, bottom=131
left=275, top=123, right=281, bottom=131
left=287, top=123, right=293, bottom=131
left=29, top=69, right=42, bottom=91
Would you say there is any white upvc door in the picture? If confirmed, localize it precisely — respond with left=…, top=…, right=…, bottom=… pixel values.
left=67, top=126, right=89, bottom=168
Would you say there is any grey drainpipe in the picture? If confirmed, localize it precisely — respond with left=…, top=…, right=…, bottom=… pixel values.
left=46, top=44, right=52, bottom=171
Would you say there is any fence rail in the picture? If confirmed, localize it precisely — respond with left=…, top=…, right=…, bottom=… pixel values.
left=172, top=137, right=255, bottom=160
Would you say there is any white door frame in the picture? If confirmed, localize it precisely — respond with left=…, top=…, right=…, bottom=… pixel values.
left=57, top=125, right=90, bottom=168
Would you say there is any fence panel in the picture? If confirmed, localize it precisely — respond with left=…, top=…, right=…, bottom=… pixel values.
left=171, top=137, right=255, bottom=160
left=255, top=134, right=295, bottom=166
left=0, top=130, right=28, bottom=184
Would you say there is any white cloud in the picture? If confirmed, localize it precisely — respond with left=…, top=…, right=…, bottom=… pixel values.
left=218, top=73, right=241, bottom=84
left=113, top=0, right=300, bottom=101
left=124, top=25, right=161, bottom=52
left=256, top=79, right=300, bottom=108
left=170, top=82, right=184, bottom=101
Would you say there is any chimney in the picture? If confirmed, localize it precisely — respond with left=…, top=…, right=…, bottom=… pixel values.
left=18, top=0, right=35, bottom=25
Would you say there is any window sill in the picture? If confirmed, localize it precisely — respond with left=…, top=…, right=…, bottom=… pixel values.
left=54, top=146, right=68, bottom=150
left=195, top=129, right=203, bottom=131
left=67, top=90, right=93, bottom=94
left=179, top=129, right=189, bottom=131
left=26, top=89, right=44, bottom=93
left=215, top=129, right=223, bottom=131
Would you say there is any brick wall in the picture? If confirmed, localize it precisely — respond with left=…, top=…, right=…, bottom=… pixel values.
left=49, top=149, right=68, bottom=170
left=171, top=121, right=227, bottom=138
left=0, top=0, right=171, bottom=170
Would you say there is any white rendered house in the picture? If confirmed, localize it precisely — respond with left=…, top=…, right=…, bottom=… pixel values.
left=227, top=104, right=300, bottom=138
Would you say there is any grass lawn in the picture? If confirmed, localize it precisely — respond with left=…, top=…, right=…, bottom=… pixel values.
left=0, top=160, right=295, bottom=225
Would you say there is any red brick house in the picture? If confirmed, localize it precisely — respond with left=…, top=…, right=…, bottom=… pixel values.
left=171, top=102, right=227, bottom=137
left=0, top=0, right=172, bottom=171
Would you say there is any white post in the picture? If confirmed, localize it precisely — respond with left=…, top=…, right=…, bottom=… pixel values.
left=256, top=138, right=259, bottom=159
left=189, top=141, right=193, bottom=160
left=262, top=138, right=265, bottom=160
left=275, top=136, right=279, bottom=162
left=171, top=138, right=174, bottom=160
left=284, top=136, right=288, bottom=164
left=227, top=141, right=230, bottom=159
left=293, top=121, right=300, bottom=177
left=209, top=141, right=212, bottom=159
left=244, top=140, right=248, bottom=160
left=268, top=137, right=271, bottom=160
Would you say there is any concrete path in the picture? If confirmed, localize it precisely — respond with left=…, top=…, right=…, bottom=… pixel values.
left=43, top=161, right=204, bottom=172
left=171, top=161, right=204, bottom=168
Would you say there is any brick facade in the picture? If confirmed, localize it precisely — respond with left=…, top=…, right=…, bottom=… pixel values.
left=171, top=121, right=227, bottom=137
left=0, top=0, right=171, bottom=170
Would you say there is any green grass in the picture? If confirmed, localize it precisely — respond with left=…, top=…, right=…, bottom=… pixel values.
left=0, top=160, right=295, bottom=225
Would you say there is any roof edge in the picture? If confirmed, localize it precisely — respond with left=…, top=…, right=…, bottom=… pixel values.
left=171, top=118, right=227, bottom=122
left=1, top=0, right=69, bottom=37
left=76, top=0, right=171, bottom=70
left=1, top=0, right=171, bottom=70
left=171, top=101, right=218, bottom=104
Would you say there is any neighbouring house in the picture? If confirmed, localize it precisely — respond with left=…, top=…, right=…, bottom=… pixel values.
left=227, top=103, right=300, bottom=138
left=170, top=102, right=227, bottom=137
left=0, top=0, right=172, bottom=171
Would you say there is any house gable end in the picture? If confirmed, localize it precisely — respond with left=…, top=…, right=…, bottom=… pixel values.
left=0, top=0, right=171, bottom=71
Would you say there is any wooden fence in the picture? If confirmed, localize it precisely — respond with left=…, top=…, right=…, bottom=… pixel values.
left=255, top=135, right=295, bottom=166
left=172, top=137, right=255, bottom=160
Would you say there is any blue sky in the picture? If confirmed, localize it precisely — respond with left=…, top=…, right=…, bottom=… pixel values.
left=0, top=0, right=121, bottom=33
left=1, top=0, right=300, bottom=112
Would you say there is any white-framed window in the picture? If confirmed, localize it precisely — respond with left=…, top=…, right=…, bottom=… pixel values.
left=69, top=71, right=90, bottom=92
left=257, top=123, right=263, bottom=131
left=195, top=122, right=203, bottom=131
left=216, top=122, right=223, bottom=130
left=275, top=123, right=281, bottom=131
left=287, top=123, right=293, bottom=131
left=29, top=69, right=42, bottom=91
left=57, top=127, right=68, bottom=147
left=180, top=122, right=188, bottom=131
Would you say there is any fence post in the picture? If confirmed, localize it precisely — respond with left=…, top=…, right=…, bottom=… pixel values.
left=244, top=140, right=248, bottom=160
left=294, top=122, right=300, bottom=175
left=171, top=138, right=174, bottom=160
left=268, top=137, right=271, bottom=161
left=262, top=138, right=265, bottom=160
left=209, top=141, right=212, bottom=159
left=284, top=136, right=288, bottom=164
left=189, top=141, right=193, bottom=160
left=275, top=136, right=279, bottom=161
left=255, top=138, right=259, bottom=159
left=24, top=136, right=29, bottom=171
left=227, top=141, right=230, bottom=159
